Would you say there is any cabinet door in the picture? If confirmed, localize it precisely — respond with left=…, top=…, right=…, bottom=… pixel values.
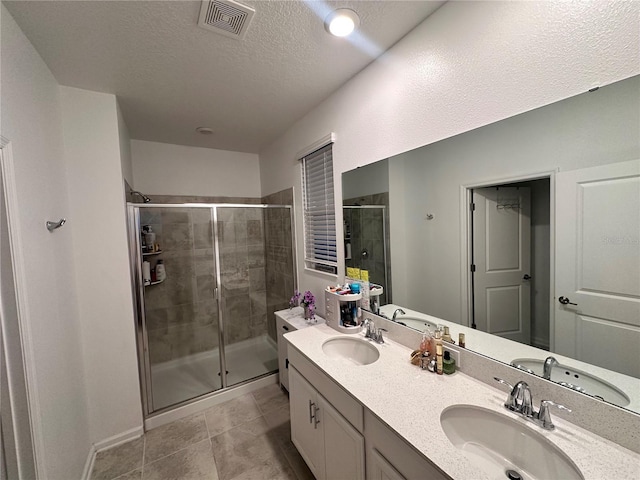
left=289, top=366, right=325, bottom=479
left=369, top=448, right=405, bottom=480
left=276, top=316, right=294, bottom=391
left=321, top=395, right=365, bottom=480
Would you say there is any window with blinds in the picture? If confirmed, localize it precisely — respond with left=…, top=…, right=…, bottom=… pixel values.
left=301, top=143, right=337, bottom=274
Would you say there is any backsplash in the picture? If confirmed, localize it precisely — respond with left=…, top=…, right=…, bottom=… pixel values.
left=361, top=310, right=640, bottom=454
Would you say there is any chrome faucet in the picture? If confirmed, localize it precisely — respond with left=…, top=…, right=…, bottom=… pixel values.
left=391, top=308, right=406, bottom=321
left=543, top=356, right=559, bottom=380
left=494, top=377, right=571, bottom=430
left=495, top=378, right=534, bottom=416
left=363, top=319, right=385, bottom=344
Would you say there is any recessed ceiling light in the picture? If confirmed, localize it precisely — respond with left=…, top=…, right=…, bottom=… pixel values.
left=324, top=9, right=359, bottom=37
left=196, top=127, right=214, bottom=135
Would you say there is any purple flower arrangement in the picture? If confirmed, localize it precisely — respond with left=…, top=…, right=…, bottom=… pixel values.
left=289, top=290, right=301, bottom=309
left=301, top=290, right=315, bottom=320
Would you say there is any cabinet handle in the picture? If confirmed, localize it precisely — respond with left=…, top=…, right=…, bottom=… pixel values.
left=313, top=405, right=320, bottom=429
left=309, top=400, right=315, bottom=424
left=285, top=358, right=289, bottom=369
left=282, top=325, right=290, bottom=331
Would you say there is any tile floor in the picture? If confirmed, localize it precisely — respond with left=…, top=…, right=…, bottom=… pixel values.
left=90, top=384, right=314, bottom=480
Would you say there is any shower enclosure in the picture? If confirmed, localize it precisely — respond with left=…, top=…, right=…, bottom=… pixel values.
left=343, top=205, right=390, bottom=305
left=127, top=203, right=295, bottom=415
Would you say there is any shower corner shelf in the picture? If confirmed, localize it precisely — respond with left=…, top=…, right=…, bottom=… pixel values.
left=143, top=250, right=163, bottom=256
left=145, top=279, right=165, bottom=287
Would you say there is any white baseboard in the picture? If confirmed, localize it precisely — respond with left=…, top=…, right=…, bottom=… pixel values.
left=145, top=373, right=277, bottom=430
left=80, top=445, right=96, bottom=480
left=80, top=426, right=144, bottom=480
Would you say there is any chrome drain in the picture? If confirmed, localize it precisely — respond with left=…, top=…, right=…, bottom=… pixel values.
left=506, top=469, right=522, bottom=480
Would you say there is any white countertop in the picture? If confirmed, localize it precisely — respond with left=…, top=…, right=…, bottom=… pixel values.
left=379, top=304, right=640, bottom=412
left=284, top=323, right=640, bottom=480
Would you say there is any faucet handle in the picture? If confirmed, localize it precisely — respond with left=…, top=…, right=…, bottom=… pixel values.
left=494, top=377, right=514, bottom=390
left=537, top=400, right=571, bottom=430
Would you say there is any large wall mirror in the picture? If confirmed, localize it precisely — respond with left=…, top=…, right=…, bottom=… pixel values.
left=342, top=75, right=640, bottom=414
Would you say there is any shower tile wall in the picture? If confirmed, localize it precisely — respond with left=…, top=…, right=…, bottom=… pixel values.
left=217, top=207, right=269, bottom=346
left=142, top=208, right=219, bottom=365
left=262, top=189, right=295, bottom=342
left=344, top=193, right=392, bottom=304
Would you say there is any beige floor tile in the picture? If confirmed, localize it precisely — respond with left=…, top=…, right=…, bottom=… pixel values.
left=143, top=439, right=218, bottom=480
left=203, top=394, right=262, bottom=437
left=281, top=440, right=314, bottom=480
left=263, top=403, right=291, bottom=447
left=211, top=417, right=281, bottom=480
left=251, top=384, right=289, bottom=415
left=227, top=458, right=297, bottom=480
left=114, top=469, right=142, bottom=480
left=144, top=414, right=209, bottom=464
left=91, top=437, right=144, bottom=480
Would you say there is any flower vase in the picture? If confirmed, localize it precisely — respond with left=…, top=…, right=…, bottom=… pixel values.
left=303, top=305, right=312, bottom=320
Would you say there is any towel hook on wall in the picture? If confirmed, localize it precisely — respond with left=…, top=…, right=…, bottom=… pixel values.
left=46, top=218, right=66, bottom=232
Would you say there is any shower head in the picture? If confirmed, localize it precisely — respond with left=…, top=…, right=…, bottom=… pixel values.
left=130, top=190, right=151, bottom=203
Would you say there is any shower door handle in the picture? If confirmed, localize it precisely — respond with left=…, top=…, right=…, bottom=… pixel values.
left=213, top=287, right=218, bottom=301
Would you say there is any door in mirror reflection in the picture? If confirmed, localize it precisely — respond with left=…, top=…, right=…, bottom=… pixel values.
left=555, top=159, right=640, bottom=378
left=472, top=186, right=531, bottom=344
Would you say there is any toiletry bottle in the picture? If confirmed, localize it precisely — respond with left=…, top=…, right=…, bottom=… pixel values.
left=420, top=333, right=429, bottom=355
left=443, top=351, right=456, bottom=374
left=142, top=261, right=151, bottom=285
left=156, top=260, right=166, bottom=282
left=428, top=330, right=436, bottom=360
left=458, top=333, right=465, bottom=348
left=435, top=331, right=443, bottom=375
left=442, top=326, right=453, bottom=344
left=144, top=226, right=156, bottom=251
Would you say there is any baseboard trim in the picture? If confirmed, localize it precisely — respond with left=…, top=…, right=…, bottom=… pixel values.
left=94, top=425, right=144, bottom=452
left=80, top=445, right=96, bottom=480
left=81, top=426, right=144, bottom=480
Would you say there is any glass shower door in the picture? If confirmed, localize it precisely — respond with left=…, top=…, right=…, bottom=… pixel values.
left=135, top=206, right=221, bottom=412
left=216, top=205, right=293, bottom=387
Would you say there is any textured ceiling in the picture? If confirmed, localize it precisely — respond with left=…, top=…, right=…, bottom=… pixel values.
left=4, top=0, right=444, bottom=153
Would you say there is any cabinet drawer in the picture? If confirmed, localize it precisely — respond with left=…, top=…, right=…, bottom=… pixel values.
left=288, top=345, right=364, bottom=433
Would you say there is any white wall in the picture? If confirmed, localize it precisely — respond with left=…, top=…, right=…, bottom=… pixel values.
left=0, top=5, right=91, bottom=478
left=392, top=75, right=639, bottom=323
left=131, top=140, right=261, bottom=198
left=61, top=87, right=143, bottom=447
left=117, top=101, right=134, bottom=188
left=258, top=0, right=640, bottom=316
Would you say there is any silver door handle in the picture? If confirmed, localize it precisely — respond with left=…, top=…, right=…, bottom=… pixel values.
left=558, top=296, right=577, bottom=306
left=309, top=400, right=315, bottom=424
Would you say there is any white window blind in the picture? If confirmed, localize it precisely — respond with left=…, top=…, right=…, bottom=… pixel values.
left=301, top=143, right=337, bottom=274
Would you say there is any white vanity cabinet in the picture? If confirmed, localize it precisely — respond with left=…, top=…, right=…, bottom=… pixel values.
left=364, top=410, right=448, bottom=480
left=275, top=308, right=324, bottom=392
left=289, top=366, right=365, bottom=480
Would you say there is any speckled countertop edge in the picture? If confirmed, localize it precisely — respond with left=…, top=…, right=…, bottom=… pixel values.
left=284, top=323, right=640, bottom=480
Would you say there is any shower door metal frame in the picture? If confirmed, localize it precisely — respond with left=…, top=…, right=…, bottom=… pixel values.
left=127, top=203, right=297, bottom=419
left=342, top=205, right=389, bottom=301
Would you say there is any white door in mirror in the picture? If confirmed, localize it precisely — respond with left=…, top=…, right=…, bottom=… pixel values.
left=473, top=186, right=531, bottom=343
left=555, top=159, right=640, bottom=378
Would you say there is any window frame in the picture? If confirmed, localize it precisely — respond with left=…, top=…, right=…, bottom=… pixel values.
left=300, top=136, right=337, bottom=276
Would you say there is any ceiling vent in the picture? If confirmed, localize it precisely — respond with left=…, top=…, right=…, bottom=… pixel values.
left=197, top=0, right=255, bottom=40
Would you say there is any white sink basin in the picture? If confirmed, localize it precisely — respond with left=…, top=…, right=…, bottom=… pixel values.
left=322, top=337, right=380, bottom=366
left=441, top=405, right=583, bottom=480
left=511, top=358, right=630, bottom=407
left=393, top=316, right=438, bottom=332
